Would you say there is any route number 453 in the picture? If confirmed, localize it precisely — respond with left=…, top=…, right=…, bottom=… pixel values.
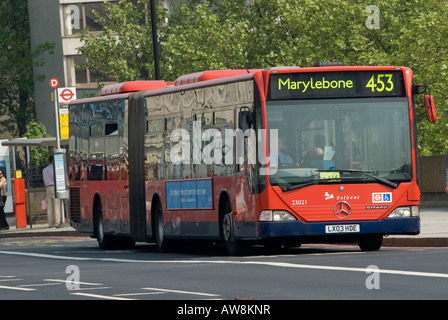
left=366, top=74, right=394, bottom=92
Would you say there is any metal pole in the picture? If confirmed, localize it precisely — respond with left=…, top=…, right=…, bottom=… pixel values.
left=53, top=89, right=61, bottom=149
left=150, top=0, right=160, bottom=80
left=25, top=147, right=32, bottom=229
left=12, top=146, right=16, bottom=179
left=52, top=89, right=66, bottom=226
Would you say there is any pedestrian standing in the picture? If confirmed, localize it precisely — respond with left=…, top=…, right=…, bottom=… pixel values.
left=43, top=156, right=62, bottom=228
left=0, top=169, right=9, bottom=230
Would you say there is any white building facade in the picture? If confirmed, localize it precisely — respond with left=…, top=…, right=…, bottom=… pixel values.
left=28, top=0, right=171, bottom=136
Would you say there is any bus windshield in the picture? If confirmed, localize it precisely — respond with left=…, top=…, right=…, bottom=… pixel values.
left=266, top=97, right=412, bottom=190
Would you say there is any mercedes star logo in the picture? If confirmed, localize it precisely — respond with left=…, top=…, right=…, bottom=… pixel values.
left=334, top=201, right=351, bottom=219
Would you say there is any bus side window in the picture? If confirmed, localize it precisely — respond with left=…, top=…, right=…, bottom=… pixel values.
left=214, top=109, right=235, bottom=176
left=197, top=112, right=213, bottom=178
left=105, top=122, right=118, bottom=135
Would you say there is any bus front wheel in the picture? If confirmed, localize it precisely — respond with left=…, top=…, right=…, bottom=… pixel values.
left=222, top=213, right=247, bottom=256
left=358, top=234, right=383, bottom=251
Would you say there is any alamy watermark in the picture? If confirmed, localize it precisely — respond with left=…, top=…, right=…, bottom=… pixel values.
left=66, top=4, right=381, bottom=32
left=65, top=5, right=81, bottom=31
left=365, top=5, right=380, bottom=30
left=170, top=121, right=279, bottom=175
left=65, top=265, right=80, bottom=290
left=365, top=265, right=380, bottom=289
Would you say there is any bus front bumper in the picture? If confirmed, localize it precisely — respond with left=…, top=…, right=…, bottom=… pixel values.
left=256, top=217, right=420, bottom=239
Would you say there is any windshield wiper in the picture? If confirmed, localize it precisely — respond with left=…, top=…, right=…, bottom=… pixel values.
left=319, top=169, right=399, bottom=189
left=282, top=178, right=336, bottom=192
left=282, top=169, right=399, bottom=192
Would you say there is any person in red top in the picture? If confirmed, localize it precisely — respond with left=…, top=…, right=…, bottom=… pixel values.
left=0, top=169, right=9, bottom=230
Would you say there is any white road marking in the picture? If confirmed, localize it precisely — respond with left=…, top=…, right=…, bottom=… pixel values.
left=0, top=285, right=35, bottom=291
left=142, top=287, right=220, bottom=297
left=71, top=292, right=136, bottom=300
left=19, top=283, right=62, bottom=288
left=44, top=279, right=103, bottom=286
left=1, top=250, right=448, bottom=279
left=114, top=292, right=164, bottom=297
left=69, top=287, right=111, bottom=291
left=0, top=278, right=22, bottom=282
left=0, top=251, right=92, bottom=261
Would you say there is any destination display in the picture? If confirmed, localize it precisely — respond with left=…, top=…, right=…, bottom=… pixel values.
left=269, top=70, right=405, bottom=100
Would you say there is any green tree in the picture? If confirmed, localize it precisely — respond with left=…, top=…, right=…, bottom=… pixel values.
left=0, top=0, right=54, bottom=137
left=23, top=121, right=50, bottom=167
left=163, top=0, right=251, bottom=78
left=78, top=0, right=448, bottom=155
left=79, top=0, right=167, bottom=82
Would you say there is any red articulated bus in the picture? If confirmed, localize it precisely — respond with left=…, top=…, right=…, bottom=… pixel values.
left=68, top=64, right=436, bottom=255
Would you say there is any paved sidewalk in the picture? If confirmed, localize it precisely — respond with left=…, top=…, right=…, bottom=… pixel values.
left=382, top=207, right=448, bottom=247
left=1, top=208, right=447, bottom=246
left=0, top=220, right=83, bottom=239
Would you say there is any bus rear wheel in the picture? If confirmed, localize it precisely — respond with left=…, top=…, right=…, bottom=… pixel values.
left=94, top=201, right=135, bottom=250
left=358, top=234, right=383, bottom=251
left=94, top=202, right=113, bottom=250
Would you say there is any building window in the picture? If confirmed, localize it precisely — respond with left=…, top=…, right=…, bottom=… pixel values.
left=63, top=1, right=117, bottom=36
left=66, top=55, right=112, bottom=87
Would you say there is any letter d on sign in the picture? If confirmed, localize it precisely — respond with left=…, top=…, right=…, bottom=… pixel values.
left=49, top=78, right=59, bottom=89
left=66, top=265, right=80, bottom=290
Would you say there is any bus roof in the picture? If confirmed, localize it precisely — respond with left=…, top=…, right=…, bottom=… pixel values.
left=100, top=80, right=172, bottom=96
left=95, top=66, right=412, bottom=99
left=174, top=69, right=262, bottom=86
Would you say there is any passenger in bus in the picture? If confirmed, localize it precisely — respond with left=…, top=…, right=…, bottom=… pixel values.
left=303, top=135, right=325, bottom=164
left=270, top=137, right=296, bottom=168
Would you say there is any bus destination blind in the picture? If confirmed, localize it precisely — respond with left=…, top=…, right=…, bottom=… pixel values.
left=269, top=71, right=405, bottom=100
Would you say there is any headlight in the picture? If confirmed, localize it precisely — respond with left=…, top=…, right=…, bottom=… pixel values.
left=259, top=210, right=297, bottom=221
left=388, top=206, right=419, bottom=218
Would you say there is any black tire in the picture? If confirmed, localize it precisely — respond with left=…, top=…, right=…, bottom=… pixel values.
left=154, top=201, right=171, bottom=252
left=222, top=212, right=247, bottom=256
left=115, top=236, right=136, bottom=250
left=94, top=202, right=114, bottom=250
left=95, top=200, right=135, bottom=250
left=358, top=234, right=383, bottom=251
left=264, top=239, right=282, bottom=254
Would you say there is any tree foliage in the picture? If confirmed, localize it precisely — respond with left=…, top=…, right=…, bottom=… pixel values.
left=23, top=121, right=50, bottom=167
left=0, top=0, right=54, bottom=137
left=79, top=0, right=167, bottom=82
left=79, top=0, right=448, bottom=155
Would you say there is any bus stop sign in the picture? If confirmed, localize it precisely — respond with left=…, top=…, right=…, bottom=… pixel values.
left=49, top=78, right=59, bottom=89
left=57, top=87, right=77, bottom=105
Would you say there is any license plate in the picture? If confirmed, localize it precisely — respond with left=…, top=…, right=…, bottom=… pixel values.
left=325, top=224, right=360, bottom=234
